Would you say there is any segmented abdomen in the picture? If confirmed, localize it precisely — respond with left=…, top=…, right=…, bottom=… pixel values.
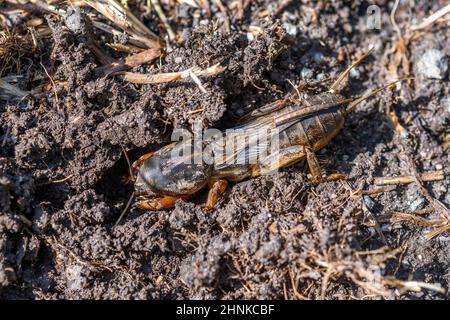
left=278, top=92, right=346, bottom=150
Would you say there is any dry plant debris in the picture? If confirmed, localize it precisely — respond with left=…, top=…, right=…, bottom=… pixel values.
left=0, top=0, right=449, bottom=300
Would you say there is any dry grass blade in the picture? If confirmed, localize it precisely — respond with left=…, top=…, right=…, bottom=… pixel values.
left=374, top=170, right=445, bottom=186
left=306, top=247, right=446, bottom=298
left=214, top=0, right=231, bottom=32
left=151, top=0, right=176, bottom=42
left=99, top=47, right=162, bottom=75
left=387, top=278, right=445, bottom=294
left=106, top=43, right=143, bottom=53
left=123, top=63, right=225, bottom=85
left=408, top=157, right=450, bottom=221
left=0, top=27, right=32, bottom=76
left=426, top=223, right=450, bottom=240
left=411, top=3, right=450, bottom=31
left=84, top=0, right=160, bottom=49
left=391, top=212, right=443, bottom=228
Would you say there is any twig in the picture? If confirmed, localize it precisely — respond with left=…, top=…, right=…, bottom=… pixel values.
left=151, top=0, right=176, bottom=42
left=106, top=43, right=143, bottom=54
left=199, top=0, right=212, bottom=18
left=389, top=278, right=445, bottom=294
left=362, top=195, right=389, bottom=247
left=98, top=47, right=162, bottom=76
left=188, top=108, right=205, bottom=114
left=411, top=3, right=450, bottom=31
left=40, top=62, right=59, bottom=109
left=426, top=223, right=450, bottom=240
left=361, top=185, right=397, bottom=195
left=408, top=157, right=450, bottom=220
left=390, top=0, right=402, bottom=38
left=123, top=63, right=225, bottom=86
left=391, top=212, right=444, bottom=227
left=84, top=0, right=160, bottom=49
left=36, top=174, right=73, bottom=186
left=214, top=0, right=231, bottom=33
left=374, top=170, right=445, bottom=185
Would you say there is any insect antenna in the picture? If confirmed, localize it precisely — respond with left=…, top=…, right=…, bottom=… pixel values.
left=115, top=193, right=135, bottom=227
left=345, top=78, right=411, bottom=114
left=115, top=144, right=136, bottom=226
left=329, top=47, right=374, bottom=93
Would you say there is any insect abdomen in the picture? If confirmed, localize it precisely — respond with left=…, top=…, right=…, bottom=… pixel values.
left=280, top=92, right=346, bottom=150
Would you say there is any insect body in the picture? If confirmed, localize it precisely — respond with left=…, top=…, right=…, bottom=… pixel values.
left=133, top=50, right=401, bottom=211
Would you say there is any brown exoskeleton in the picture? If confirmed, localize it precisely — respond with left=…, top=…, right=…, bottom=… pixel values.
left=132, top=49, right=404, bottom=211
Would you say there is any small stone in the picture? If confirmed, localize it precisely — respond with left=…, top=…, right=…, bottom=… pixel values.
left=350, top=67, right=361, bottom=79
left=282, top=22, right=298, bottom=37
left=66, top=264, right=86, bottom=290
left=316, top=73, right=325, bottom=81
left=64, top=8, right=83, bottom=34
left=435, top=164, right=443, bottom=170
left=313, top=51, right=324, bottom=63
left=400, top=130, right=409, bottom=139
left=446, top=193, right=450, bottom=204
left=301, top=67, right=313, bottom=79
left=416, top=49, right=448, bottom=80
left=342, top=154, right=349, bottom=161
left=410, top=197, right=425, bottom=212
left=363, top=195, right=376, bottom=211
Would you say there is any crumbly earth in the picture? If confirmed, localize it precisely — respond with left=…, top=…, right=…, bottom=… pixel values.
left=0, top=0, right=449, bottom=299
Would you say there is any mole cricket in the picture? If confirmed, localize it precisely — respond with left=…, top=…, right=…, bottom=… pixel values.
left=131, top=49, right=404, bottom=211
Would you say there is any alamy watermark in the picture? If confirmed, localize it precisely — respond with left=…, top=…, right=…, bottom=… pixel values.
left=366, top=4, right=382, bottom=30
left=170, top=120, right=281, bottom=173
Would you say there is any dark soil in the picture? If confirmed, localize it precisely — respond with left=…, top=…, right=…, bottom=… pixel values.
left=0, top=0, right=449, bottom=299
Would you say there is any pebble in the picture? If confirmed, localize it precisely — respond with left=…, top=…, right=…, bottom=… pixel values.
left=342, top=154, right=349, bottom=161
left=409, top=197, right=425, bottom=212
left=350, top=67, right=361, bottom=79
left=301, top=67, right=314, bottom=79
left=416, top=49, right=449, bottom=80
left=400, top=130, right=409, bottom=139
left=363, top=195, right=376, bottom=211
left=313, top=51, right=324, bottom=64
left=316, top=73, right=325, bottom=81
left=282, top=22, right=298, bottom=37
left=435, top=164, right=443, bottom=170
left=444, top=98, right=450, bottom=113
left=64, top=8, right=83, bottom=34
